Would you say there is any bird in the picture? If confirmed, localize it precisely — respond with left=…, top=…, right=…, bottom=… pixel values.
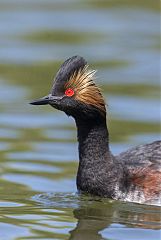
left=30, top=55, right=161, bottom=205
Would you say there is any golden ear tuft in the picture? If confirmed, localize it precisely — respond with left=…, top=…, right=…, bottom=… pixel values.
left=65, top=65, right=106, bottom=113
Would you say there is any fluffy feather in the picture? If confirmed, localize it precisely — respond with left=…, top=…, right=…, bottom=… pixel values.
left=64, top=65, right=106, bottom=113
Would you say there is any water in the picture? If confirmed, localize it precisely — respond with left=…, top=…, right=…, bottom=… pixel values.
left=0, top=0, right=160, bottom=239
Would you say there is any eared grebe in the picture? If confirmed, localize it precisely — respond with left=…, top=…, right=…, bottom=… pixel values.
left=30, top=56, right=161, bottom=204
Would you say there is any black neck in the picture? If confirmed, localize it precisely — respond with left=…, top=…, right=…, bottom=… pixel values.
left=76, top=115, right=110, bottom=167
left=74, top=114, right=123, bottom=198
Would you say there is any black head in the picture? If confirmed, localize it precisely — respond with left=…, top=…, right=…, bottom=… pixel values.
left=30, top=56, right=106, bottom=120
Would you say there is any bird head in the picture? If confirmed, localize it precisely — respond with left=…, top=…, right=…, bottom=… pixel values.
left=30, top=56, right=106, bottom=120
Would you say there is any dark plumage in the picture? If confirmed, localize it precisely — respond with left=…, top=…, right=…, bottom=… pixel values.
left=30, top=56, right=161, bottom=205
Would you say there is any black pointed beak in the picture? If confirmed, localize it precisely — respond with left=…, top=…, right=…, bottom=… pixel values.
left=30, top=95, right=50, bottom=105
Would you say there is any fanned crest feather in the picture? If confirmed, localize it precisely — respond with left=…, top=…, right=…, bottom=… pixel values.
left=65, top=65, right=106, bottom=113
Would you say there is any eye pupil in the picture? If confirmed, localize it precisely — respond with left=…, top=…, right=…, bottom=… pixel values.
left=65, top=88, right=74, bottom=97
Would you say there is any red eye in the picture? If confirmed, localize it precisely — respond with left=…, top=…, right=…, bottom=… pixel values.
left=65, top=88, right=74, bottom=97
